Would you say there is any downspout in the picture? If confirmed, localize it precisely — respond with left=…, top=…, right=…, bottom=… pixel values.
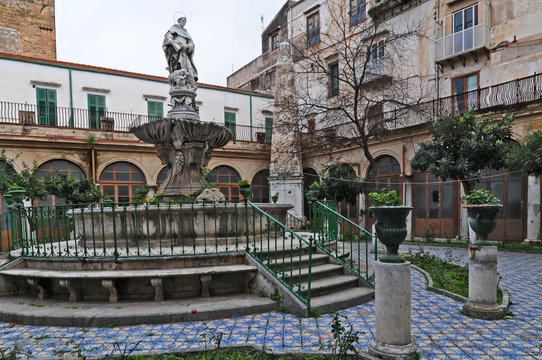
left=69, top=67, right=74, bottom=127
left=249, top=94, right=253, bottom=141
left=91, top=148, right=96, bottom=183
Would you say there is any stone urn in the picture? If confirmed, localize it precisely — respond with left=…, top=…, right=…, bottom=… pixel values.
left=464, top=204, right=502, bottom=245
left=369, top=206, right=413, bottom=263
left=239, top=184, right=251, bottom=200
left=9, top=189, right=26, bottom=206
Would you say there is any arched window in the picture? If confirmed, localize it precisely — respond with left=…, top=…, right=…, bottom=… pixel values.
left=37, top=160, right=85, bottom=207
left=251, top=170, right=269, bottom=203
left=208, top=166, right=241, bottom=201
left=366, top=156, right=402, bottom=226
left=303, top=168, right=320, bottom=218
left=366, top=156, right=402, bottom=197
left=99, top=162, right=146, bottom=204
left=0, top=160, right=15, bottom=250
left=157, top=166, right=169, bottom=188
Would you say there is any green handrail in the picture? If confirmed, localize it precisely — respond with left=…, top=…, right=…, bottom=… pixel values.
left=312, top=200, right=377, bottom=285
left=247, top=201, right=313, bottom=310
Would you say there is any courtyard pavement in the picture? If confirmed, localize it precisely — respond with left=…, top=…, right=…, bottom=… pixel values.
left=0, top=245, right=540, bottom=359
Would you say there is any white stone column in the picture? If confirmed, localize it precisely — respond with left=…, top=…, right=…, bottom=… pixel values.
left=369, top=261, right=417, bottom=360
left=404, top=177, right=413, bottom=238
left=462, top=246, right=503, bottom=320
left=525, top=175, right=541, bottom=243
left=269, top=176, right=304, bottom=219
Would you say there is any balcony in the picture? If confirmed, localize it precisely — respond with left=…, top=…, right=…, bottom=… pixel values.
left=435, top=2, right=490, bottom=64
left=0, top=102, right=272, bottom=144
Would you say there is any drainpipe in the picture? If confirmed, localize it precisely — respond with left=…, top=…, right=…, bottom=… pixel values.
left=69, top=67, right=74, bottom=127
left=249, top=94, right=253, bottom=141
left=91, top=147, right=96, bottom=183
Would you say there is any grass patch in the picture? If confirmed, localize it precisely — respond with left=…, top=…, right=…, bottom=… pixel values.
left=405, top=249, right=469, bottom=298
left=116, top=347, right=328, bottom=359
left=404, top=239, right=542, bottom=252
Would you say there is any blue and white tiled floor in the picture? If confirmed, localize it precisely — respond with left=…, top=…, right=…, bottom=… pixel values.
left=0, top=247, right=540, bottom=359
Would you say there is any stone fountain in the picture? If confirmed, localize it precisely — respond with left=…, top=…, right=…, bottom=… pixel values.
left=130, top=15, right=232, bottom=197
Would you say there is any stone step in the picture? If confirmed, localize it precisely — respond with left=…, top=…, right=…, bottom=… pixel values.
left=309, top=287, right=375, bottom=315
left=0, top=294, right=277, bottom=327
left=281, top=263, right=343, bottom=282
left=266, top=253, right=329, bottom=271
left=300, top=275, right=359, bottom=297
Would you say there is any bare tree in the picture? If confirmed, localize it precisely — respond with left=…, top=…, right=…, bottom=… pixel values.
left=282, top=0, right=434, bottom=169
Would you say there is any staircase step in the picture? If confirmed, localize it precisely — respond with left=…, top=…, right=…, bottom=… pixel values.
left=300, top=275, right=359, bottom=297
left=281, top=263, right=343, bottom=283
left=267, top=253, right=329, bottom=271
left=310, top=287, right=375, bottom=314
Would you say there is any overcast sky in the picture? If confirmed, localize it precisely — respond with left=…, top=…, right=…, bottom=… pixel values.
left=55, top=0, right=285, bottom=86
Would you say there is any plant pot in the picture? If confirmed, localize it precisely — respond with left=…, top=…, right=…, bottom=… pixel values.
left=239, top=185, right=251, bottom=200
left=3, top=193, right=14, bottom=209
left=369, top=206, right=412, bottom=263
left=9, top=189, right=26, bottom=206
left=271, top=195, right=279, bottom=204
left=464, top=204, right=502, bottom=245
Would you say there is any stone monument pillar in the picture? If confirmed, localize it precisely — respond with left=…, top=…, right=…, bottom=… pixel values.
left=462, top=246, right=504, bottom=319
left=269, top=42, right=304, bottom=218
left=369, top=261, right=417, bottom=360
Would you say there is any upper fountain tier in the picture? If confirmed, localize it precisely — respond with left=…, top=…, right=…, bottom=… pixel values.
left=129, top=15, right=232, bottom=196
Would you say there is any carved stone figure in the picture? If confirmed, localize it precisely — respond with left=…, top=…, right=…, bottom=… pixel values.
left=163, top=16, right=198, bottom=89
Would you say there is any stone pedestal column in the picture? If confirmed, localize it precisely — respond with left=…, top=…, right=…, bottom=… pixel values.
left=525, top=175, right=541, bottom=243
left=269, top=176, right=304, bottom=219
left=369, top=261, right=417, bottom=360
left=462, top=245, right=503, bottom=319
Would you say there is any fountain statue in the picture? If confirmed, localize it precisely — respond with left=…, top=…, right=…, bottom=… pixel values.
left=130, top=15, right=233, bottom=197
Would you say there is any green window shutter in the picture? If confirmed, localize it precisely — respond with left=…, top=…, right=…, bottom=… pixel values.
left=224, top=111, right=236, bottom=139
left=36, top=88, right=57, bottom=126
left=265, top=117, right=273, bottom=143
left=147, top=101, right=164, bottom=121
left=37, top=88, right=47, bottom=125
left=88, top=94, right=106, bottom=129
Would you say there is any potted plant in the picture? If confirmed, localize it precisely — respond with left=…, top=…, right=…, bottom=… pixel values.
left=8, top=184, right=26, bottom=205
left=271, top=192, right=279, bottom=204
left=368, top=189, right=412, bottom=263
left=462, top=189, right=502, bottom=246
left=305, top=181, right=320, bottom=202
left=237, top=179, right=251, bottom=200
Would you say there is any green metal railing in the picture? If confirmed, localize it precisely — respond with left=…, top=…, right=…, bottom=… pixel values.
left=286, top=213, right=307, bottom=232
left=3, top=201, right=263, bottom=258
left=310, top=200, right=377, bottom=285
left=247, top=201, right=313, bottom=310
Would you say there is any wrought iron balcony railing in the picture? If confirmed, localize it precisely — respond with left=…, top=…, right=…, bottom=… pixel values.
left=0, top=102, right=272, bottom=144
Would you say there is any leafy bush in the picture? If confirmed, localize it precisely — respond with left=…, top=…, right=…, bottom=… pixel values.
left=44, top=174, right=103, bottom=205
left=368, top=188, right=402, bottom=206
left=461, top=189, right=500, bottom=205
left=237, top=179, right=250, bottom=187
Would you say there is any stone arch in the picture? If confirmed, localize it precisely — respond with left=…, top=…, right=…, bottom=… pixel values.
left=360, top=149, right=402, bottom=179
left=208, top=165, right=242, bottom=201
left=98, top=161, right=147, bottom=204
left=96, top=158, right=150, bottom=186
left=251, top=169, right=270, bottom=203
left=36, top=155, right=90, bottom=179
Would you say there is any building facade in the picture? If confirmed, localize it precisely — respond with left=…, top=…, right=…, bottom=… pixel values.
left=231, top=0, right=542, bottom=243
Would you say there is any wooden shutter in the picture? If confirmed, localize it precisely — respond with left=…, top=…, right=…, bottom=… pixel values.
left=265, top=117, right=273, bottom=143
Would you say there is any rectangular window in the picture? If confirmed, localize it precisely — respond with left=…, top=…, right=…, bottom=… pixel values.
left=88, top=94, right=106, bottom=129
left=350, top=0, right=366, bottom=25
left=453, top=73, right=479, bottom=113
left=224, top=111, right=236, bottom=140
left=265, top=117, right=273, bottom=143
left=453, top=4, right=479, bottom=53
left=306, top=12, right=320, bottom=47
left=329, top=62, right=339, bottom=97
left=147, top=101, right=163, bottom=121
left=271, top=33, right=280, bottom=51
left=367, top=103, right=384, bottom=131
left=36, top=88, right=57, bottom=126
left=369, top=40, right=385, bottom=62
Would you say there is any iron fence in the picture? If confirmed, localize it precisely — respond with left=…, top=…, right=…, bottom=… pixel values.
left=2, top=200, right=314, bottom=309
left=310, top=200, right=376, bottom=285
left=0, top=101, right=271, bottom=143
